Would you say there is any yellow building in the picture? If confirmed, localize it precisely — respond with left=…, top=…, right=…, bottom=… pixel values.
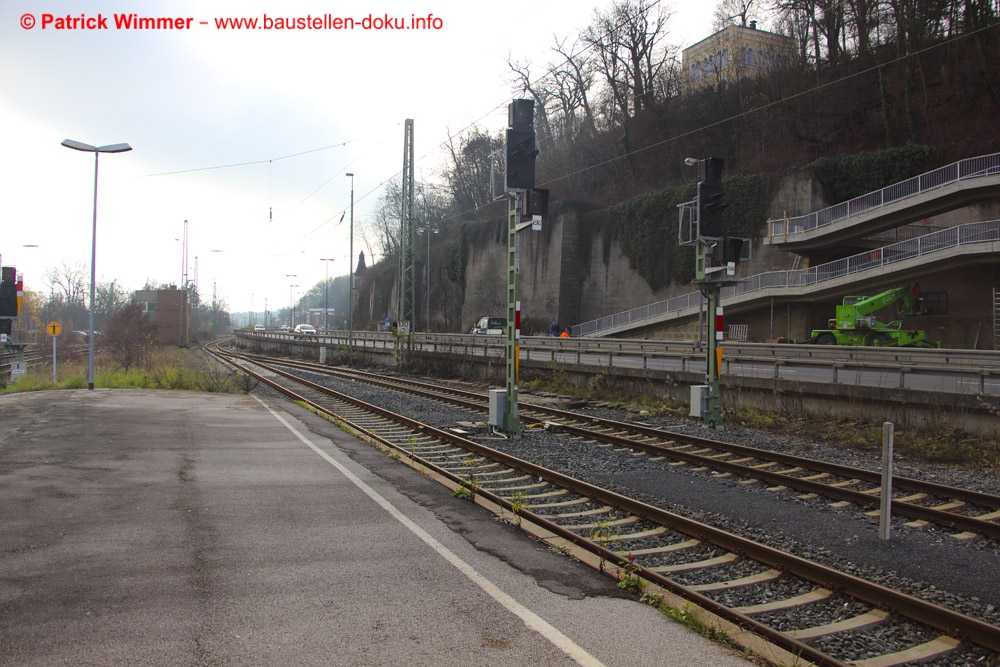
left=682, top=22, right=796, bottom=92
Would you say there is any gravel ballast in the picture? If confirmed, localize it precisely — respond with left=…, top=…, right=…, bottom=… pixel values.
left=271, top=367, right=1000, bottom=665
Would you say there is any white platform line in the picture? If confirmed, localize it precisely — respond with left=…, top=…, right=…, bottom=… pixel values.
left=255, top=396, right=606, bottom=667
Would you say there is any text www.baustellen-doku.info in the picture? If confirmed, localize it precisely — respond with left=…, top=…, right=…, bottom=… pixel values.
left=19, top=12, right=444, bottom=31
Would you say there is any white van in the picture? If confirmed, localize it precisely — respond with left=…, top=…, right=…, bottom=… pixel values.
left=470, top=316, right=506, bottom=335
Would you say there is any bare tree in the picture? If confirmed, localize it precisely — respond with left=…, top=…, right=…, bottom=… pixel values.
left=580, top=0, right=673, bottom=173
left=104, top=302, right=157, bottom=371
left=550, top=36, right=600, bottom=143
left=43, top=262, right=89, bottom=330
left=843, top=0, right=885, bottom=57
left=367, top=179, right=404, bottom=260
left=95, top=280, right=131, bottom=329
left=713, top=0, right=763, bottom=28
left=45, top=262, right=87, bottom=308
left=582, top=0, right=671, bottom=119
left=442, top=127, right=503, bottom=214
left=507, top=57, right=556, bottom=150
left=365, top=179, right=450, bottom=263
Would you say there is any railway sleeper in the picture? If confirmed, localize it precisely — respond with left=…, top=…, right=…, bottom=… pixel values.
left=469, top=471, right=527, bottom=482
left=828, top=478, right=862, bottom=488
left=650, top=552, right=739, bottom=573
left=629, top=538, right=702, bottom=556
left=848, top=635, right=961, bottom=667
left=481, top=480, right=549, bottom=492
left=516, top=489, right=573, bottom=502
left=785, top=608, right=889, bottom=641
left=613, top=526, right=668, bottom=540
left=544, top=505, right=615, bottom=519
left=734, top=587, right=832, bottom=615
left=688, top=568, right=782, bottom=592
left=407, top=445, right=463, bottom=455
left=564, top=515, right=639, bottom=531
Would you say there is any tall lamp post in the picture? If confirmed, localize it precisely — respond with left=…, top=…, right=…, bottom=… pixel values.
left=320, top=258, right=335, bottom=331
left=346, top=173, right=354, bottom=364
left=61, top=138, right=132, bottom=390
left=286, top=274, right=297, bottom=327
left=417, top=225, right=438, bottom=330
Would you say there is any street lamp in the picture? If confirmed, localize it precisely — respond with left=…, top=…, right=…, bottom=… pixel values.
left=320, top=258, right=335, bottom=331
left=417, top=225, right=438, bottom=330
left=286, top=274, right=297, bottom=327
left=61, top=138, right=132, bottom=390
left=346, top=173, right=354, bottom=364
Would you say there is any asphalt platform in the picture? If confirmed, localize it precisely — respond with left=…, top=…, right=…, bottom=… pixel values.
left=0, top=389, right=755, bottom=666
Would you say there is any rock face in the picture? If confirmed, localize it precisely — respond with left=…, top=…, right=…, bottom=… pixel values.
left=459, top=175, right=811, bottom=337
left=457, top=170, right=1000, bottom=349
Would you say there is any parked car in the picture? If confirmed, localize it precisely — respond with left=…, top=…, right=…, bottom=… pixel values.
left=294, top=323, right=317, bottom=335
left=253, top=324, right=265, bottom=331
left=470, top=316, right=506, bottom=335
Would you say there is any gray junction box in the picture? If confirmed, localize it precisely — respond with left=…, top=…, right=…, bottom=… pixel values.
left=690, top=385, right=708, bottom=418
left=488, top=389, right=506, bottom=427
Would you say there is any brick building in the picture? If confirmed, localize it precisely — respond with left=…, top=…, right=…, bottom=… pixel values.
left=134, top=287, right=189, bottom=346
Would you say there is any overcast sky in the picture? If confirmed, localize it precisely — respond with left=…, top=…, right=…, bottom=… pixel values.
left=1, top=0, right=713, bottom=314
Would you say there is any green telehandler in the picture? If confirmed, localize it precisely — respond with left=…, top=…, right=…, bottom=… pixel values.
left=804, top=284, right=946, bottom=347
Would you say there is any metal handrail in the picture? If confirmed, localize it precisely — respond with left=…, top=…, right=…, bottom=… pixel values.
left=571, top=220, right=1000, bottom=337
left=769, top=153, right=1000, bottom=237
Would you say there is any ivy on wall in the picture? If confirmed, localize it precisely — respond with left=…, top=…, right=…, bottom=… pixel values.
left=607, top=174, right=772, bottom=291
left=808, top=143, right=934, bottom=204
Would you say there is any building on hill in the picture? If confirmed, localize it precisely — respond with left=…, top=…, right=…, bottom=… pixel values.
left=682, top=22, right=796, bottom=92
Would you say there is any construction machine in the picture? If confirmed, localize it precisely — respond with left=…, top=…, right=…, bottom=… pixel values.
left=803, top=284, right=946, bottom=347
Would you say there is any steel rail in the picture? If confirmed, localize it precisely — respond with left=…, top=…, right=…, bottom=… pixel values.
left=235, top=351, right=1000, bottom=538
left=550, top=420, right=1000, bottom=540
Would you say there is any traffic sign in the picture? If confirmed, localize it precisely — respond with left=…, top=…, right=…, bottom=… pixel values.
left=46, top=321, right=62, bottom=337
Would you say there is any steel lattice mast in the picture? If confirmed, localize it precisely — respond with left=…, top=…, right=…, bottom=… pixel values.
left=398, top=119, right=415, bottom=357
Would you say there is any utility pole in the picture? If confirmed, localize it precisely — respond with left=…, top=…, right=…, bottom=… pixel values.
left=346, top=173, right=354, bottom=364
left=398, top=119, right=415, bottom=367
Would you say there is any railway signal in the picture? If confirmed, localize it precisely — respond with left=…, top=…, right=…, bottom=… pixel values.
left=697, top=157, right=727, bottom=238
left=679, top=157, right=740, bottom=428
left=0, top=266, right=17, bottom=318
left=500, top=98, right=542, bottom=436
left=505, top=99, right=538, bottom=191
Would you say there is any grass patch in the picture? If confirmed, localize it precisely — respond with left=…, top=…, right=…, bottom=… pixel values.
left=1, top=346, right=253, bottom=395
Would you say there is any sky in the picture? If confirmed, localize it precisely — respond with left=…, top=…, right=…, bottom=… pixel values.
left=1, top=0, right=714, bottom=314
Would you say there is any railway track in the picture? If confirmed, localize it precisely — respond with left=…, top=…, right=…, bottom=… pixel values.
left=229, top=350, right=1000, bottom=542
left=209, top=342, right=1000, bottom=667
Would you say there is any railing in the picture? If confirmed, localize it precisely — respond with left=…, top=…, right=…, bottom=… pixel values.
left=571, top=220, right=1000, bottom=337
left=769, top=153, right=1000, bottom=237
